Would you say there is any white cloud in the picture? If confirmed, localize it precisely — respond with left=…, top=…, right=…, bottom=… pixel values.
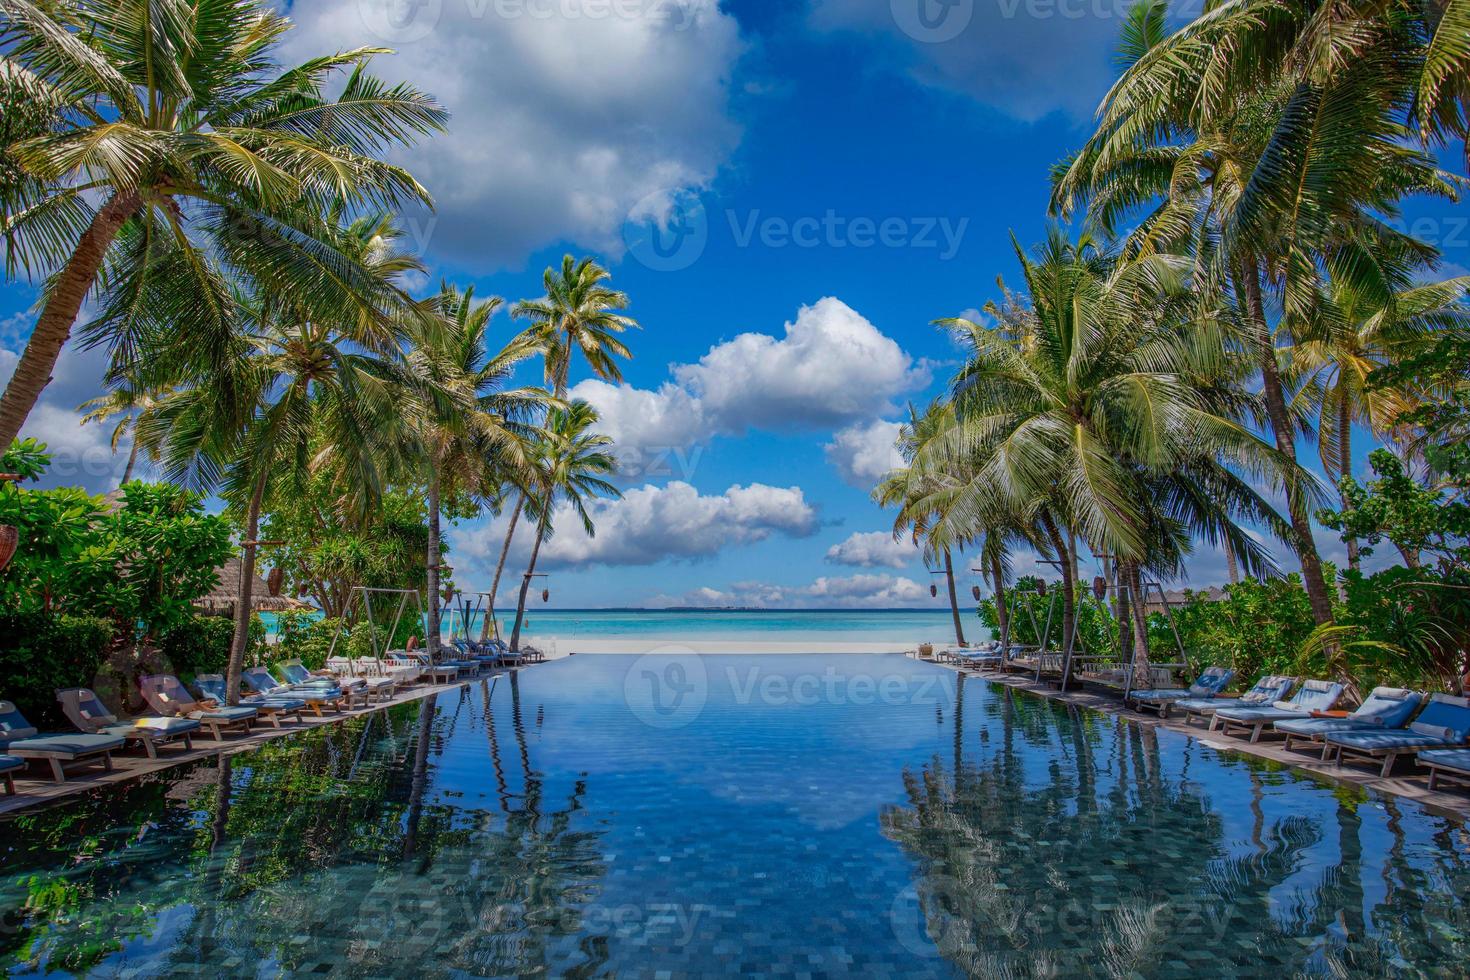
left=454, top=480, right=819, bottom=570
left=809, top=0, right=1118, bottom=122
left=824, top=419, right=904, bottom=488
left=282, top=0, right=744, bottom=266
left=0, top=327, right=130, bottom=494
left=650, top=571, right=930, bottom=608
left=674, top=297, right=927, bottom=431
left=825, top=530, right=918, bottom=568
left=572, top=298, right=926, bottom=477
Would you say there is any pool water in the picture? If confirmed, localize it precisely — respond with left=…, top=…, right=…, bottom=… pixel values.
left=1, top=654, right=1467, bottom=977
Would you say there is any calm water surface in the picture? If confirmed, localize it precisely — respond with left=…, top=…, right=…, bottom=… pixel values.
left=1, top=654, right=1467, bottom=977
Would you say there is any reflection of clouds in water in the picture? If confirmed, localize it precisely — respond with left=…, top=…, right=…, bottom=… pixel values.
left=517, top=654, right=958, bottom=829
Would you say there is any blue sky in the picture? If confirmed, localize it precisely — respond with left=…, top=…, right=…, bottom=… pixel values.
left=4, top=0, right=1468, bottom=608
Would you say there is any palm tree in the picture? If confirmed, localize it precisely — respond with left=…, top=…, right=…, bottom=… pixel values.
left=400, top=283, right=550, bottom=654
left=508, top=400, right=619, bottom=652
left=1051, top=0, right=1459, bottom=626
left=487, top=256, right=636, bottom=620
left=78, top=382, right=168, bottom=483
left=874, top=401, right=974, bottom=647
left=929, top=231, right=1297, bottom=683
left=1286, top=272, right=1470, bottom=567
left=0, top=0, right=445, bottom=446
left=143, top=214, right=427, bottom=703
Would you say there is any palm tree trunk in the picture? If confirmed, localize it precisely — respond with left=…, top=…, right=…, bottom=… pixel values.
left=1224, top=538, right=1240, bottom=585
left=943, top=548, right=966, bottom=646
left=989, top=553, right=1009, bottom=649
left=425, top=472, right=442, bottom=654
left=226, top=470, right=269, bottom=706
left=1124, top=561, right=1151, bottom=687
left=0, top=192, right=141, bottom=447
left=1039, top=510, right=1075, bottom=657
left=121, top=435, right=140, bottom=484
left=1338, top=396, right=1360, bottom=571
left=509, top=521, right=546, bottom=652
left=485, top=495, right=524, bottom=638
left=1240, top=262, right=1334, bottom=625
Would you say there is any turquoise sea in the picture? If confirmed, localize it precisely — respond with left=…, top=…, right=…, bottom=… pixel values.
left=264, top=608, right=973, bottom=644
left=491, top=609, right=969, bottom=643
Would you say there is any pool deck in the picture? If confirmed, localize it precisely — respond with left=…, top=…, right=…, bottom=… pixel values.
left=0, top=671, right=510, bottom=819
left=932, top=658, right=1470, bottom=821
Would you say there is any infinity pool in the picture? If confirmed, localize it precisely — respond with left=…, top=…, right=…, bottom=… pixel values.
left=2, top=654, right=1467, bottom=976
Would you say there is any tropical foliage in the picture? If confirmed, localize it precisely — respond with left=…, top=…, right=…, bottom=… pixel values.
left=876, top=0, right=1470, bottom=696
left=0, top=0, right=638, bottom=701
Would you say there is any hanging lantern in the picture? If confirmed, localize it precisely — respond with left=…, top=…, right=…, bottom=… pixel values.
left=1036, top=580, right=1047, bottom=597
left=541, top=587, right=550, bottom=603
left=929, top=583, right=937, bottom=598
left=266, top=566, right=284, bottom=597
left=443, top=585, right=455, bottom=604
left=971, top=584, right=981, bottom=601
left=1092, top=575, right=1106, bottom=601
left=0, top=525, right=17, bottom=573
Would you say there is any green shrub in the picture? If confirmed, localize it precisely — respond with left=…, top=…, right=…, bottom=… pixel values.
left=0, top=612, right=113, bottom=727
left=156, top=614, right=235, bottom=680
left=273, top=611, right=344, bottom=669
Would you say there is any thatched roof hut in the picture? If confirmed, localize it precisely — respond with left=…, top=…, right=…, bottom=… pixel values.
left=197, top=557, right=312, bottom=614
left=1143, top=585, right=1227, bottom=615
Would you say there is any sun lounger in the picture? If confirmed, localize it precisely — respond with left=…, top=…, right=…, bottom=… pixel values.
left=1274, top=687, right=1423, bottom=759
left=1324, top=693, right=1470, bottom=777
left=486, top=641, right=524, bottom=668
left=1129, top=666, right=1235, bottom=717
left=324, top=658, right=403, bottom=701
left=57, top=687, right=201, bottom=758
left=276, top=660, right=378, bottom=707
left=195, top=674, right=306, bottom=727
left=139, top=674, right=257, bottom=741
left=1, top=753, right=22, bottom=795
left=241, top=667, right=344, bottom=716
left=1418, top=748, right=1470, bottom=791
left=1175, top=675, right=1297, bottom=727
left=0, top=700, right=125, bottom=782
left=392, top=651, right=459, bottom=683
left=1211, top=679, right=1345, bottom=742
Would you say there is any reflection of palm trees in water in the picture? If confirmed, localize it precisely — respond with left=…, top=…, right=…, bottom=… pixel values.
left=877, top=687, right=1432, bottom=977
left=164, top=687, right=610, bottom=976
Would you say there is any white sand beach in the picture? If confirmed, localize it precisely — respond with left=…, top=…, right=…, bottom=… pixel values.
left=530, top=637, right=917, bottom=657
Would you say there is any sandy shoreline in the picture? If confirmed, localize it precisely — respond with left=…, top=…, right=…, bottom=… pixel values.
left=530, top=637, right=919, bottom=656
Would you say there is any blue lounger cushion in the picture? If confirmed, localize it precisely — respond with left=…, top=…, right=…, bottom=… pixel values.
left=1324, top=729, right=1460, bottom=751
left=1276, top=687, right=1423, bottom=738
left=8, top=733, right=126, bottom=756
left=0, top=754, right=25, bottom=772
left=1218, top=679, right=1344, bottom=722
left=242, top=668, right=314, bottom=697
left=1134, top=666, right=1235, bottom=703
left=195, top=676, right=305, bottom=711
left=1326, top=694, right=1470, bottom=752
left=1180, top=675, right=1296, bottom=715
left=57, top=688, right=202, bottom=742
left=100, top=716, right=201, bottom=737
left=1418, top=748, right=1470, bottom=773
left=0, top=700, right=124, bottom=755
left=278, top=662, right=365, bottom=691
left=139, top=674, right=258, bottom=724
